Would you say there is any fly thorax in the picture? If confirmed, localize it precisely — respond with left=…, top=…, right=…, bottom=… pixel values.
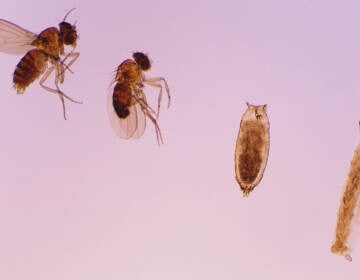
left=32, top=27, right=61, bottom=57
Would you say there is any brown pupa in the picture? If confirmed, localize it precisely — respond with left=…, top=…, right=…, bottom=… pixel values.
left=331, top=122, right=360, bottom=261
left=235, top=102, right=270, bottom=196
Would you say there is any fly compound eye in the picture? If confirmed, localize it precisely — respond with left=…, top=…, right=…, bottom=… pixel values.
left=133, top=52, right=151, bottom=71
left=59, top=22, right=77, bottom=46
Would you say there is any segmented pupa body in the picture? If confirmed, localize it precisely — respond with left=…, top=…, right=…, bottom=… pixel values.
left=331, top=123, right=360, bottom=261
left=235, top=103, right=270, bottom=196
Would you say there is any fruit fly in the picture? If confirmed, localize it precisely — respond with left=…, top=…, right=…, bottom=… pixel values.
left=235, top=102, right=270, bottom=196
left=0, top=9, right=81, bottom=119
left=107, top=52, right=170, bottom=145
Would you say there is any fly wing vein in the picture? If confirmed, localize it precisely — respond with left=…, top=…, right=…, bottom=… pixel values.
left=0, top=19, right=37, bottom=55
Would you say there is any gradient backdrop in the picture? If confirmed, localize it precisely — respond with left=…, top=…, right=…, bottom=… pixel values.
left=0, top=0, right=360, bottom=279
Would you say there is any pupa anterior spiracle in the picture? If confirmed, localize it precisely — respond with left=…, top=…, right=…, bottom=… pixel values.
left=234, top=102, right=270, bottom=196
left=331, top=122, right=360, bottom=262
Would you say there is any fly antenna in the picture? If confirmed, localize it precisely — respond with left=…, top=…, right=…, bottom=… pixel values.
left=63, top=8, right=76, bottom=21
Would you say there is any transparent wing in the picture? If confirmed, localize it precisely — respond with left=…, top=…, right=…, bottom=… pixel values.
left=118, top=105, right=139, bottom=139
left=131, top=91, right=147, bottom=139
left=0, top=19, right=37, bottom=54
left=131, top=102, right=146, bottom=139
left=107, top=89, right=146, bottom=140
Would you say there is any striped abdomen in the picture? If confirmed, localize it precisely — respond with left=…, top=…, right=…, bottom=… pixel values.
left=13, top=49, right=48, bottom=94
left=112, top=82, right=132, bottom=118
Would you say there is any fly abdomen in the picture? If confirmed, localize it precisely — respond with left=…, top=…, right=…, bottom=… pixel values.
left=13, top=49, right=48, bottom=94
left=238, top=128, right=264, bottom=183
left=112, top=82, right=132, bottom=119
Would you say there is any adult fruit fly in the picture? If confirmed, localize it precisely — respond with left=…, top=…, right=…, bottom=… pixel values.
left=0, top=9, right=81, bottom=119
left=235, top=103, right=270, bottom=196
left=107, top=52, right=170, bottom=145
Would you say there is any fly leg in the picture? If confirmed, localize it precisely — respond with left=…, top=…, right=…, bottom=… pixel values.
left=40, top=65, right=82, bottom=120
left=57, top=52, right=80, bottom=83
left=133, top=87, right=157, bottom=116
left=133, top=94, right=164, bottom=145
left=143, top=77, right=170, bottom=119
left=52, top=62, right=82, bottom=107
left=142, top=107, right=164, bottom=145
left=62, top=51, right=79, bottom=69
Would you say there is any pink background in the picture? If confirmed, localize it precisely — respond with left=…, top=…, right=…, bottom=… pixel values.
left=0, top=0, right=360, bottom=279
